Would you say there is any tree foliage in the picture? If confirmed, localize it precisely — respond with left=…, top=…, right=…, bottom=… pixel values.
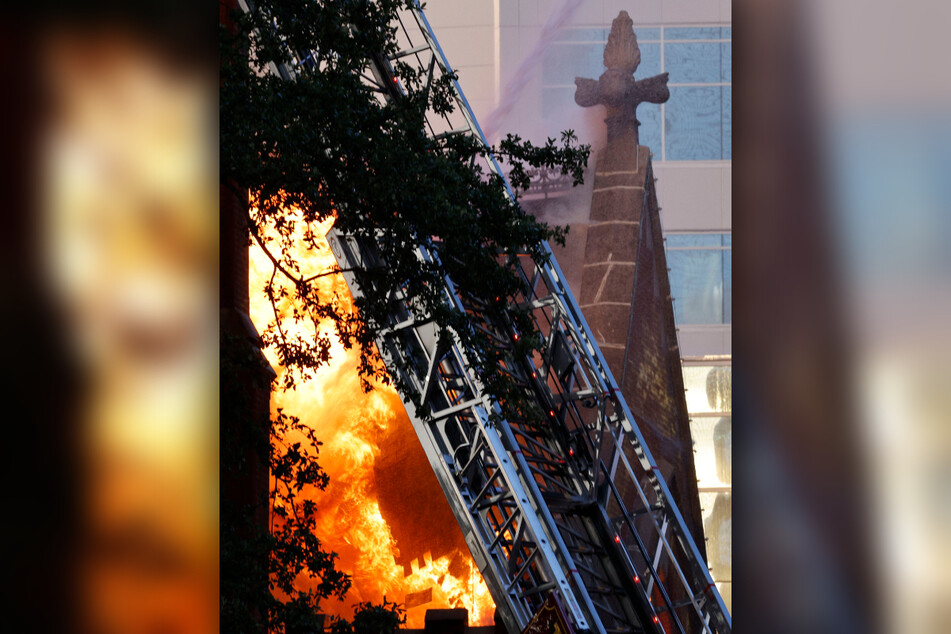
left=221, top=0, right=589, bottom=631
left=222, top=0, right=589, bottom=392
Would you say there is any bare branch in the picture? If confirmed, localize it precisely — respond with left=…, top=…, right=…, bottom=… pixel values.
left=249, top=212, right=303, bottom=286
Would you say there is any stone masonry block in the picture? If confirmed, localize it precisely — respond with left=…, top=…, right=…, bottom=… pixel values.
left=590, top=186, right=644, bottom=222
left=582, top=303, right=632, bottom=347
left=584, top=222, right=638, bottom=263
left=580, top=263, right=609, bottom=305
left=598, top=263, right=636, bottom=304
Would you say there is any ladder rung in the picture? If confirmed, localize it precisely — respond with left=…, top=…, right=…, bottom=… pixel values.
left=389, top=43, right=430, bottom=60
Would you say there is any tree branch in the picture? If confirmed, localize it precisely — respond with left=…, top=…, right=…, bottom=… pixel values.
left=248, top=212, right=303, bottom=286
left=266, top=265, right=292, bottom=371
left=301, top=267, right=343, bottom=283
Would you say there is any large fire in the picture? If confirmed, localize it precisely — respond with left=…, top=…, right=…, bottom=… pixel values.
left=249, top=211, right=496, bottom=628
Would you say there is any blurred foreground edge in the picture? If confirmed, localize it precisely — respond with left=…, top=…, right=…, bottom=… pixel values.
left=734, top=0, right=879, bottom=632
left=0, top=3, right=216, bottom=632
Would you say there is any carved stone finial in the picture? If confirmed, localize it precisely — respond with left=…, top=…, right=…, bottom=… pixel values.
left=603, top=10, right=640, bottom=73
left=574, top=11, right=670, bottom=146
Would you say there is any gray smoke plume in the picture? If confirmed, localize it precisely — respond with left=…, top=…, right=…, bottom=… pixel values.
left=482, top=0, right=588, bottom=141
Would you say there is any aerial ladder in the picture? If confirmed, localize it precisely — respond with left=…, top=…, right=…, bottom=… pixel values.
left=241, top=2, right=732, bottom=632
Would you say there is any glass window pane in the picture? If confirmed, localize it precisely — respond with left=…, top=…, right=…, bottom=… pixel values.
left=637, top=42, right=661, bottom=78
left=665, top=86, right=723, bottom=160
left=705, top=491, right=732, bottom=613
left=690, top=416, right=732, bottom=487
left=681, top=365, right=732, bottom=414
left=667, top=249, right=724, bottom=323
left=665, top=42, right=721, bottom=84
left=721, top=41, right=732, bottom=82
left=542, top=43, right=603, bottom=85
left=723, top=249, right=732, bottom=323
left=665, top=26, right=722, bottom=41
left=666, top=233, right=723, bottom=248
left=664, top=235, right=731, bottom=324
left=634, top=27, right=661, bottom=41
left=722, top=85, right=732, bottom=159
left=637, top=103, right=662, bottom=153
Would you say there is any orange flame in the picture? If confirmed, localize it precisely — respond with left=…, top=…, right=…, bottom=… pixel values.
left=249, top=209, right=495, bottom=628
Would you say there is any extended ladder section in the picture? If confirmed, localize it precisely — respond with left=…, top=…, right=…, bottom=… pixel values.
left=245, top=1, right=731, bottom=632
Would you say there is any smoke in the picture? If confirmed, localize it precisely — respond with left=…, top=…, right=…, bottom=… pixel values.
left=482, top=0, right=588, bottom=141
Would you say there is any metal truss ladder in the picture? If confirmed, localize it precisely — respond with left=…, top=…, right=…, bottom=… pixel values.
left=245, top=1, right=732, bottom=632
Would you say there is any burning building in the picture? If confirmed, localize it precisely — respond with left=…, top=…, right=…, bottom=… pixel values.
left=248, top=216, right=496, bottom=629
